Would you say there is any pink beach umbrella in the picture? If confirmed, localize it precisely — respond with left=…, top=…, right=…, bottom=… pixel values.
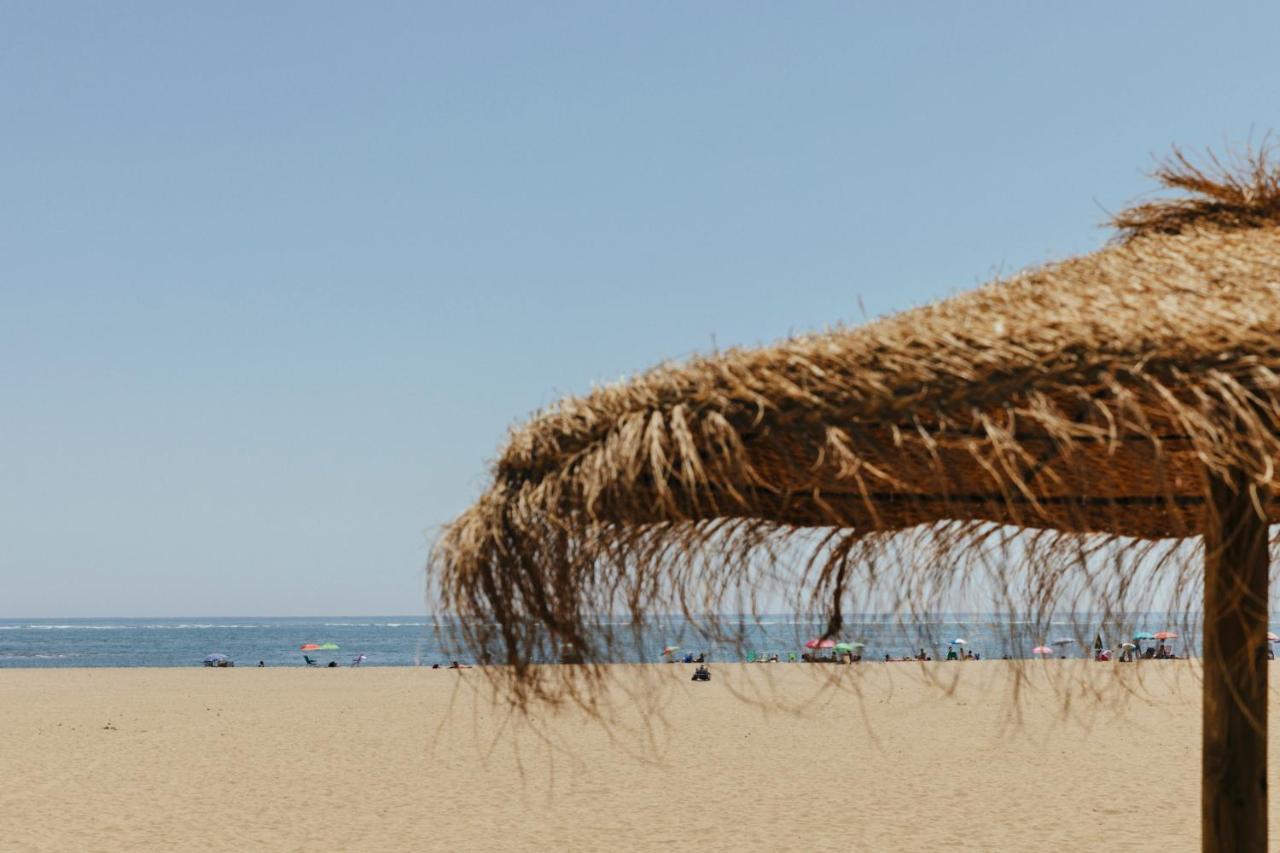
left=1154, top=631, right=1179, bottom=641
left=805, top=638, right=836, bottom=650
left=1032, top=646, right=1053, bottom=655
left=1267, top=633, right=1278, bottom=643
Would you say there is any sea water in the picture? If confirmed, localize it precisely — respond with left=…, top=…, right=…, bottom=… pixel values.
left=0, top=614, right=1213, bottom=668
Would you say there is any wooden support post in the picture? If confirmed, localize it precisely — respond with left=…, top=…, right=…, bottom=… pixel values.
left=1203, top=469, right=1269, bottom=852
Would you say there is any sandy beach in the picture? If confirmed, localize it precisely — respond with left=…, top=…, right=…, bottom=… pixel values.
left=2, top=662, right=1269, bottom=851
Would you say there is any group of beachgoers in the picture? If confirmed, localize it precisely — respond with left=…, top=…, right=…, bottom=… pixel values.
left=665, top=651, right=708, bottom=664
left=300, top=654, right=368, bottom=667
left=734, top=646, right=972, bottom=664
left=678, top=640, right=1204, bottom=664
left=1113, top=642, right=1178, bottom=662
left=201, top=655, right=368, bottom=668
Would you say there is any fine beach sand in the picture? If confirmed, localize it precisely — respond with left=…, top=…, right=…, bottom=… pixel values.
left=4, top=662, right=1275, bottom=851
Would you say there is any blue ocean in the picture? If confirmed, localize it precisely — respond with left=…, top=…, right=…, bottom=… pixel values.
left=0, top=617, right=445, bottom=668
left=0, top=614, right=1211, bottom=668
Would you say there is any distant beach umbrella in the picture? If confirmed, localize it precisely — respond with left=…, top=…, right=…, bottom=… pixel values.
left=1154, top=631, right=1179, bottom=641
left=300, top=644, right=321, bottom=651
left=318, top=643, right=340, bottom=651
left=1031, top=646, right=1053, bottom=655
left=434, top=144, right=1280, bottom=849
left=950, top=638, right=967, bottom=646
left=834, top=642, right=864, bottom=653
left=1268, top=633, right=1279, bottom=643
left=805, top=638, right=836, bottom=650
left=202, top=653, right=230, bottom=666
left=662, top=645, right=679, bottom=656
left=1133, top=632, right=1156, bottom=641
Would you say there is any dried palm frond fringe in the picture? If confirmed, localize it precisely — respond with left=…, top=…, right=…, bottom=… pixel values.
left=1113, top=140, right=1280, bottom=240
left=430, top=146, right=1280, bottom=711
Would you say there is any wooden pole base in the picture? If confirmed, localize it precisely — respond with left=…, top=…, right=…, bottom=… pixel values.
left=1202, top=470, right=1269, bottom=853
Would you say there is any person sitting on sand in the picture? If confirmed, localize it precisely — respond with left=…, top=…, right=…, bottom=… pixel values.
left=946, top=647, right=958, bottom=661
left=327, top=661, right=338, bottom=667
left=916, top=648, right=927, bottom=661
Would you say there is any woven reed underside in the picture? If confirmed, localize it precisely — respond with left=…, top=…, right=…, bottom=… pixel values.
left=656, top=433, right=1239, bottom=539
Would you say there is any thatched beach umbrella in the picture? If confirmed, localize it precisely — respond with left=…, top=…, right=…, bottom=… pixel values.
left=433, top=148, right=1280, bottom=852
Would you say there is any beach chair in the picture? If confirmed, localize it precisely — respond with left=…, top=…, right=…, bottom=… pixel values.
left=304, top=655, right=319, bottom=666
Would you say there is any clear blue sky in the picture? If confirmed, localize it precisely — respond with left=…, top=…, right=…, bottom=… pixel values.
left=2, top=2, right=1277, bottom=617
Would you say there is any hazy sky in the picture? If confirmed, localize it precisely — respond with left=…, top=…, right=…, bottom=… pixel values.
left=3, top=2, right=1278, bottom=617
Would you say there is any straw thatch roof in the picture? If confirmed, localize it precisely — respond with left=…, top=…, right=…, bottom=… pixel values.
left=432, top=149, right=1280, bottom=700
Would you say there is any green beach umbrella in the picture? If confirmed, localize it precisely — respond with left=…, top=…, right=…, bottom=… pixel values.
left=318, top=642, right=340, bottom=651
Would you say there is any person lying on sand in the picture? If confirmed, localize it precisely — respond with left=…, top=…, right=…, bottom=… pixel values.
left=448, top=661, right=471, bottom=669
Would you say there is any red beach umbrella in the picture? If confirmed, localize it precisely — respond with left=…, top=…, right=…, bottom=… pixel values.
left=300, top=643, right=321, bottom=651
left=805, top=638, right=836, bottom=650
